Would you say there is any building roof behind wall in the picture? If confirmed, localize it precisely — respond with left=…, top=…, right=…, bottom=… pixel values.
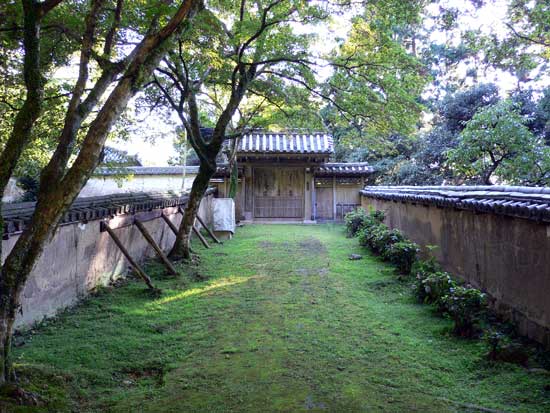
left=93, top=165, right=233, bottom=178
left=315, top=162, right=373, bottom=176
left=238, top=132, right=333, bottom=154
left=94, top=166, right=200, bottom=176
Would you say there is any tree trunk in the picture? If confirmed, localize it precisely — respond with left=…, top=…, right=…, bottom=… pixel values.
left=0, top=0, right=200, bottom=384
left=482, top=162, right=499, bottom=185
left=162, top=48, right=254, bottom=261
left=170, top=161, right=215, bottom=260
left=0, top=288, right=18, bottom=384
left=0, top=0, right=47, bottom=386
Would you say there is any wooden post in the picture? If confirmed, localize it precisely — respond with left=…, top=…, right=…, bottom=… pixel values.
left=161, top=213, right=197, bottom=254
left=332, top=176, right=337, bottom=221
left=312, top=177, right=317, bottom=221
left=195, top=214, right=222, bottom=244
left=303, top=167, right=307, bottom=221
left=161, top=213, right=179, bottom=235
left=175, top=206, right=210, bottom=248
left=102, top=222, right=157, bottom=291
left=251, top=167, right=255, bottom=220
left=134, top=219, right=178, bottom=276
left=192, top=223, right=210, bottom=249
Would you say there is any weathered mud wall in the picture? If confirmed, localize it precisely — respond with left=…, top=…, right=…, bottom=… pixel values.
left=1, top=191, right=215, bottom=328
left=361, top=186, right=550, bottom=348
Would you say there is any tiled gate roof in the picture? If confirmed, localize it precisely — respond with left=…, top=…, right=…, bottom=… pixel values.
left=238, top=132, right=333, bottom=154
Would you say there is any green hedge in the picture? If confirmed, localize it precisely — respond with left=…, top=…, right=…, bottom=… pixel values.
left=349, top=209, right=418, bottom=275
left=346, top=208, right=490, bottom=340
left=344, top=207, right=384, bottom=237
left=344, top=207, right=545, bottom=361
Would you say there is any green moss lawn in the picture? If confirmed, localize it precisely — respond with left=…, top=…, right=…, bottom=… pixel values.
left=3, top=224, right=549, bottom=412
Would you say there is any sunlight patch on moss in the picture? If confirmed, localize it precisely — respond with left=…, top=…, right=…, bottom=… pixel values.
left=149, top=276, right=253, bottom=307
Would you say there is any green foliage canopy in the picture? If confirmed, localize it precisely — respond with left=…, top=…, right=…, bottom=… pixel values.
left=447, top=100, right=550, bottom=185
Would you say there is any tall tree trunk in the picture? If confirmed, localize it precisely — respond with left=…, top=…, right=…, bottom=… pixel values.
left=0, top=0, right=46, bottom=385
left=170, top=161, right=215, bottom=259
left=0, top=0, right=199, bottom=384
left=164, top=58, right=254, bottom=261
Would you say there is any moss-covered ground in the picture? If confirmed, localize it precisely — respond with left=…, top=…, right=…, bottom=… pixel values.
left=2, top=224, right=549, bottom=412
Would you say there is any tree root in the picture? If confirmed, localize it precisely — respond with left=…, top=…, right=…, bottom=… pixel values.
left=147, top=287, right=162, bottom=298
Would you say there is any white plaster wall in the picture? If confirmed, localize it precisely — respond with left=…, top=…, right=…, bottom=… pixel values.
left=1, top=195, right=214, bottom=329
left=2, top=178, right=24, bottom=203
left=79, top=174, right=197, bottom=197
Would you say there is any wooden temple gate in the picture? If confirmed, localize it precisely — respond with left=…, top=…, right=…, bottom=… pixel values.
left=253, top=167, right=304, bottom=218
left=212, top=132, right=372, bottom=222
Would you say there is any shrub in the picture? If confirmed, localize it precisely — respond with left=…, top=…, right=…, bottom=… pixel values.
left=440, top=286, right=487, bottom=337
left=485, top=330, right=529, bottom=366
left=357, top=223, right=390, bottom=250
left=344, top=208, right=370, bottom=237
left=413, top=271, right=456, bottom=306
left=357, top=226, right=373, bottom=247
left=411, top=257, right=441, bottom=280
left=369, top=209, right=385, bottom=224
left=383, top=240, right=420, bottom=274
left=370, top=227, right=404, bottom=254
left=345, top=208, right=385, bottom=237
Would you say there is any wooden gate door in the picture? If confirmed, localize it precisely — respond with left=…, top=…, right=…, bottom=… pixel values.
left=253, top=167, right=304, bottom=218
left=316, top=186, right=333, bottom=220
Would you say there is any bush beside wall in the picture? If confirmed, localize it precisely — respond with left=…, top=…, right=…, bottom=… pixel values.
left=345, top=208, right=544, bottom=364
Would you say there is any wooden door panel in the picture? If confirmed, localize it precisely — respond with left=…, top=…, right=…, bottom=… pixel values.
left=253, top=167, right=304, bottom=218
left=316, top=187, right=333, bottom=219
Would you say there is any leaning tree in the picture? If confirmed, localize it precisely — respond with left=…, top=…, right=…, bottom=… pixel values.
left=147, top=0, right=328, bottom=260
left=0, top=0, right=202, bottom=385
left=148, top=0, right=429, bottom=260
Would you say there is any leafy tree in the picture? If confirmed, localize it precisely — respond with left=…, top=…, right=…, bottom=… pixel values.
left=479, top=0, right=549, bottom=86
left=323, top=0, right=427, bottom=154
left=147, top=1, right=338, bottom=259
left=511, top=86, right=550, bottom=143
left=447, top=100, right=550, bottom=184
left=0, top=0, right=200, bottom=385
left=438, top=83, right=500, bottom=133
left=361, top=84, right=501, bottom=185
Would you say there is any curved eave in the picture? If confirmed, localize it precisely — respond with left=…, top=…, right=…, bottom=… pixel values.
left=361, top=185, right=550, bottom=223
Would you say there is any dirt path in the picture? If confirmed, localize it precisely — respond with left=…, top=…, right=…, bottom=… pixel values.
left=8, top=225, right=549, bottom=412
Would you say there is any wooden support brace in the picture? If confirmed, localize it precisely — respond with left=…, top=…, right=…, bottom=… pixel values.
left=176, top=206, right=210, bottom=249
left=102, top=222, right=157, bottom=291
left=134, top=219, right=178, bottom=276
left=161, top=213, right=179, bottom=235
left=192, top=223, right=210, bottom=249
left=195, top=214, right=222, bottom=244
left=161, top=213, right=197, bottom=254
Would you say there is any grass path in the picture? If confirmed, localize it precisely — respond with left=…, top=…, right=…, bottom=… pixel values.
left=5, top=225, right=550, bottom=412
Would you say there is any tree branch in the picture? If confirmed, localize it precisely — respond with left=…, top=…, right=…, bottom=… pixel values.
left=505, top=22, right=550, bottom=48
left=38, top=0, right=64, bottom=17
left=39, top=0, right=107, bottom=184
left=103, top=0, right=124, bottom=56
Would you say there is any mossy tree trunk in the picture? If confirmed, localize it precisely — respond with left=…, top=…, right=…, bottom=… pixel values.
left=0, top=0, right=200, bottom=385
left=153, top=46, right=256, bottom=259
left=0, top=0, right=50, bottom=384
